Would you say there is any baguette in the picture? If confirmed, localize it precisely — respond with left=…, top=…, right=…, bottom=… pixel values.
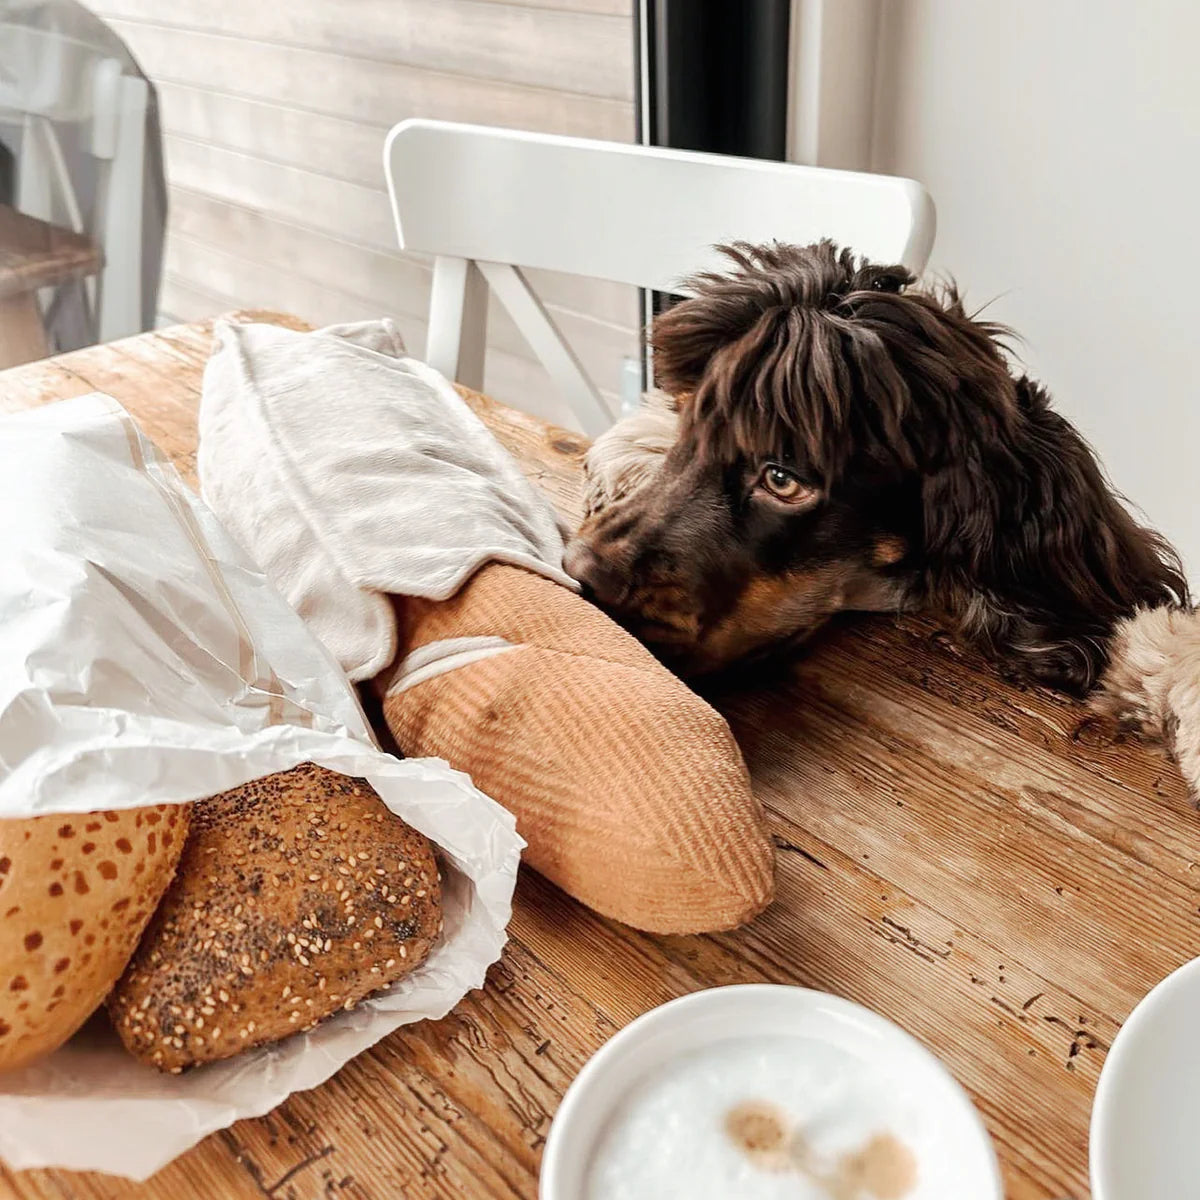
left=379, top=562, right=775, bottom=934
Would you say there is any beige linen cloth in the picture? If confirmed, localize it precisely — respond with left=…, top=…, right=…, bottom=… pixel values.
left=197, top=319, right=578, bottom=684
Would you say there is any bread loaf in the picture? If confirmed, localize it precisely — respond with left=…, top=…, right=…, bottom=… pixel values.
left=108, top=764, right=442, bottom=1072
left=379, top=562, right=775, bottom=934
left=0, top=804, right=188, bottom=1072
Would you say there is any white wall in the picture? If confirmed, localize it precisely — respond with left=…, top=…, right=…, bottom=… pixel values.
left=869, top=0, right=1200, bottom=581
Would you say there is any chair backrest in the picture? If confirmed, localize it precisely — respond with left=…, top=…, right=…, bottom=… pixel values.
left=0, top=23, right=147, bottom=344
left=384, top=118, right=936, bottom=435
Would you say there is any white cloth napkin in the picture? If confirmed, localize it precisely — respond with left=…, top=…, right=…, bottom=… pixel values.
left=198, top=320, right=578, bottom=683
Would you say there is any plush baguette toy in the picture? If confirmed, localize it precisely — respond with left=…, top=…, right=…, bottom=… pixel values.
left=0, top=805, right=188, bottom=1072
left=108, top=764, right=441, bottom=1072
left=378, top=563, right=775, bottom=934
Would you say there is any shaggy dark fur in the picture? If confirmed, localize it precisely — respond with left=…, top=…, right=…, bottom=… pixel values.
left=566, top=240, right=1188, bottom=691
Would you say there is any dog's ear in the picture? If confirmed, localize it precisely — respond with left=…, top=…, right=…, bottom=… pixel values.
left=924, top=376, right=1188, bottom=693
left=649, top=285, right=759, bottom=398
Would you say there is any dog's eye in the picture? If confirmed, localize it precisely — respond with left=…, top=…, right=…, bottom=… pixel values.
left=758, top=464, right=815, bottom=504
left=871, top=273, right=904, bottom=293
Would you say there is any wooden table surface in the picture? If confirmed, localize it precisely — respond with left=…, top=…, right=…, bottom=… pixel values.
left=1, top=314, right=1196, bottom=1200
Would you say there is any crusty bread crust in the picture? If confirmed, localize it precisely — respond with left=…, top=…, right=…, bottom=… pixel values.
left=108, top=764, right=441, bottom=1072
left=0, top=804, right=188, bottom=1072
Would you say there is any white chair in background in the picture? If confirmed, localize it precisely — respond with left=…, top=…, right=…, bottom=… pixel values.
left=384, top=118, right=936, bottom=437
left=0, top=18, right=148, bottom=344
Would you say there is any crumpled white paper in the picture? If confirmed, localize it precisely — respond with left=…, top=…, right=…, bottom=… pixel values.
left=0, top=393, right=524, bottom=1180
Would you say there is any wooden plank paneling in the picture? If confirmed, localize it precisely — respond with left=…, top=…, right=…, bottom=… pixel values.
left=98, top=0, right=634, bottom=101
left=155, top=83, right=389, bottom=189
left=153, top=87, right=638, bottom=325
left=164, top=136, right=395, bottom=250
left=91, top=0, right=637, bottom=427
left=113, top=22, right=634, bottom=140
left=473, top=0, right=630, bottom=13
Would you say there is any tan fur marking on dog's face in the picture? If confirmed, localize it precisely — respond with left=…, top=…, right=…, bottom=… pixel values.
left=682, top=563, right=902, bottom=672
left=872, top=536, right=908, bottom=567
left=626, top=585, right=702, bottom=643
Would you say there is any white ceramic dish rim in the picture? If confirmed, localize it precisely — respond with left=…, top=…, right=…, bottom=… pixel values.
left=539, top=982, right=1003, bottom=1200
left=1089, top=954, right=1200, bottom=1200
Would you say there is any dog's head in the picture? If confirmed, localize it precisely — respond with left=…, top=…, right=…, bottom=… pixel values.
left=565, top=241, right=1187, bottom=689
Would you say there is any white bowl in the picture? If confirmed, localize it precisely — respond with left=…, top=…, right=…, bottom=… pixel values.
left=1091, top=956, right=1200, bottom=1199
left=540, top=984, right=1002, bottom=1200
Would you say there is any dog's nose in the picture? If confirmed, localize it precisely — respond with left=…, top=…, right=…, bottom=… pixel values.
left=563, top=539, right=630, bottom=608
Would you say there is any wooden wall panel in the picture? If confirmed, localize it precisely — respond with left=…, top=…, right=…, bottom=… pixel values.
left=99, top=0, right=634, bottom=100
left=91, top=0, right=638, bottom=425
left=111, top=22, right=634, bottom=140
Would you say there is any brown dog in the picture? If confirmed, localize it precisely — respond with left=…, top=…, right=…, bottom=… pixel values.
left=565, top=241, right=1187, bottom=693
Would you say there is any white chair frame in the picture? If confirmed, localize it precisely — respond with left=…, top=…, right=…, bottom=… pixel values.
left=384, top=118, right=935, bottom=436
left=1, top=24, right=148, bottom=345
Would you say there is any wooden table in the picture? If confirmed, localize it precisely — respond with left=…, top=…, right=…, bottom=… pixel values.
left=0, top=205, right=100, bottom=369
left=0, top=313, right=1195, bottom=1200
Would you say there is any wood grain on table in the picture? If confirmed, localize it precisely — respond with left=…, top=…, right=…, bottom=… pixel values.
left=1, top=314, right=1195, bottom=1200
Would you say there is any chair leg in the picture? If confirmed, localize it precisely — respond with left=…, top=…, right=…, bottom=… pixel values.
left=0, top=292, right=50, bottom=368
left=426, top=256, right=488, bottom=390
left=477, top=260, right=611, bottom=436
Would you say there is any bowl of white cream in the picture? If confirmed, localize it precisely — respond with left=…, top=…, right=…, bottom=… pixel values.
left=541, top=985, right=1002, bottom=1200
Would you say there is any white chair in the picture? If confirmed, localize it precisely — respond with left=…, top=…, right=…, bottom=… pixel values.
left=0, top=19, right=149, bottom=344
left=384, top=118, right=935, bottom=437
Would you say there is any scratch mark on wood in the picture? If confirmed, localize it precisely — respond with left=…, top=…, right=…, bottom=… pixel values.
left=266, top=1145, right=335, bottom=1196
left=869, top=915, right=952, bottom=964
left=989, top=995, right=1026, bottom=1021
left=771, top=835, right=829, bottom=870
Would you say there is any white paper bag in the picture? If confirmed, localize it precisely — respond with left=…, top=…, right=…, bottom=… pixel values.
left=0, top=393, right=523, bottom=1180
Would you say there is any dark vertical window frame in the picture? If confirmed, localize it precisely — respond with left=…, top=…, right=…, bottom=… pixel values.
left=632, top=0, right=793, bottom=388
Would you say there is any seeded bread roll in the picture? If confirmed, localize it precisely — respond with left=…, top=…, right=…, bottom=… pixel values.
left=108, top=764, right=442, bottom=1072
left=0, top=805, right=188, bottom=1073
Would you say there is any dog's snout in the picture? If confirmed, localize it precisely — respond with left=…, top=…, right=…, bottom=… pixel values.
left=563, top=539, right=630, bottom=607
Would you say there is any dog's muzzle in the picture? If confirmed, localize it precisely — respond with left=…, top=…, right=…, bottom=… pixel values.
left=562, top=538, right=631, bottom=609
